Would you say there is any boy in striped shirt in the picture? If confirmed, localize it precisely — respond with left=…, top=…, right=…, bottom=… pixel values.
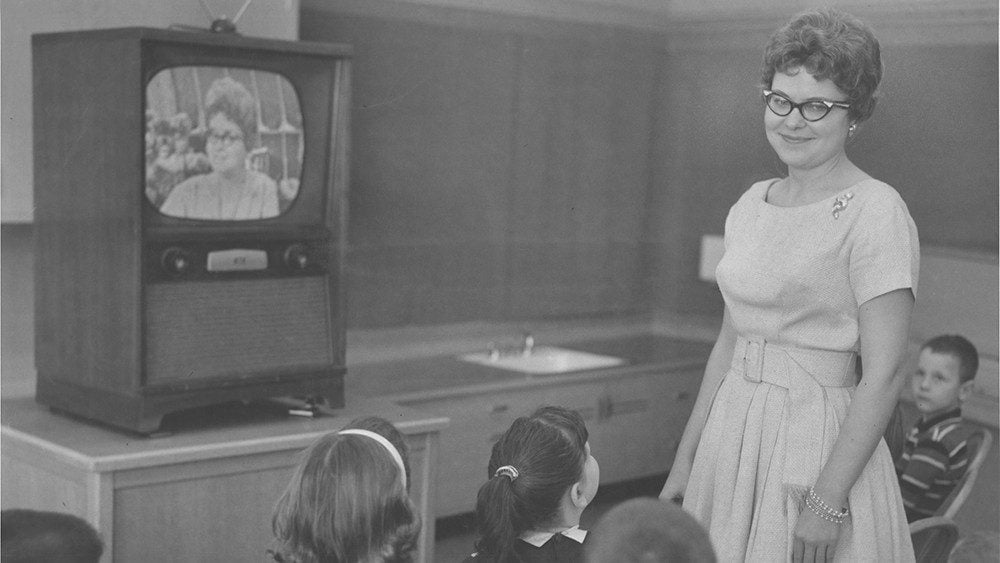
left=895, top=335, right=979, bottom=522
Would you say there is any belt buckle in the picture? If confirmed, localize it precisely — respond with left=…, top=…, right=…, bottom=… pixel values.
left=743, top=337, right=764, bottom=383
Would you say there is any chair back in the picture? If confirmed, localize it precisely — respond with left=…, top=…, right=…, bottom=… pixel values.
left=910, top=516, right=960, bottom=563
left=939, top=428, right=994, bottom=519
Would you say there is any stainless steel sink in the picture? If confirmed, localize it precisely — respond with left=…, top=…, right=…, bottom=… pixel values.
left=458, top=346, right=625, bottom=374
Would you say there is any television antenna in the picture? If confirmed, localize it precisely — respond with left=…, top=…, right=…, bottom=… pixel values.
left=198, top=0, right=254, bottom=33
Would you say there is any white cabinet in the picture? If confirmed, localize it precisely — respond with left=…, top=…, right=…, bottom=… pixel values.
left=589, top=368, right=700, bottom=482
left=402, top=366, right=702, bottom=517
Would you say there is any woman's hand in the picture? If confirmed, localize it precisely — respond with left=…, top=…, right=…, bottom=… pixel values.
left=658, top=459, right=691, bottom=503
left=792, top=509, right=841, bottom=563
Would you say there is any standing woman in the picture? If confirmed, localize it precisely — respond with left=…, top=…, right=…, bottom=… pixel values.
left=659, top=9, right=918, bottom=562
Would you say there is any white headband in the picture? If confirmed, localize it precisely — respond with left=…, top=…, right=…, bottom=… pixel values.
left=338, top=429, right=407, bottom=488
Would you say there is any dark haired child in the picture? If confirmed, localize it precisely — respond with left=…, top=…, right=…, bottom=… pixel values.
left=270, top=423, right=420, bottom=563
left=463, top=405, right=600, bottom=563
left=584, top=498, right=716, bottom=563
left=895, top=334, right=979, bottom=522
left=1, top=509, right=104, bottom=563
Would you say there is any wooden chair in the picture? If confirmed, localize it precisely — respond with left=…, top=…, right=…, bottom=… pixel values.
left=910, top=516, right=960, bottom=563
left=938, top=428, right=993, bottom=520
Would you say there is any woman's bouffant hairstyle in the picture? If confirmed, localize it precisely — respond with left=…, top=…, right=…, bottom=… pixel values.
left=204, top=76, right=258, bottom=144
left=270, top=431, right=420, bottom=563
left=761, top=8, right=883, bottom=123
left=472, top=405, right=589, bottom=562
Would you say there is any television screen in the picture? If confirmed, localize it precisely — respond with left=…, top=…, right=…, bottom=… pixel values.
left=145, top=66, right=303, bottom=221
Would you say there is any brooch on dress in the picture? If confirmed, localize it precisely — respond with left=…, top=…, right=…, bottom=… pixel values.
left=832, top=192, right=854, bottom=219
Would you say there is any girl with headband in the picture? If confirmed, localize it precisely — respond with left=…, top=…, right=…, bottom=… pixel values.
left=270, top=419, right=419, bottom=563
left=463, top=406, right=600, bottom=563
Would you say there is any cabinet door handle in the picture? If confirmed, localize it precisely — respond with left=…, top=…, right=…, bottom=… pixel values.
left=491, top=404, right=509, bottom=414
left=675, top=391, right=691, bottom=402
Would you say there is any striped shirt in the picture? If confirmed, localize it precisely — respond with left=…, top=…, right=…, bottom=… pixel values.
left=894, top=408, right=973, bottom=522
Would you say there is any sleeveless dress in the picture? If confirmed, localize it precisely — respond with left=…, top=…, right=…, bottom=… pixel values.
left=683, top=178, right=919, bottom=562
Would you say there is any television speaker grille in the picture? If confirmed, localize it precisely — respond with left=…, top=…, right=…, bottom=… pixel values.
left=144, top=277, right=334, bottom=384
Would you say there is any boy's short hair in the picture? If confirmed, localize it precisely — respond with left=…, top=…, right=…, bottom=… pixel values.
left=585, top=498, right=716, bottom=563
left=922, top=335, right=979, bottom=383
left=1, top=509, right=104, bottom=563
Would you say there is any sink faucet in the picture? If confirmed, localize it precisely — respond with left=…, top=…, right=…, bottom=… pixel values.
left=521, top=332, right=534, bottom=356
left=487, top=341, right=501, bottom=361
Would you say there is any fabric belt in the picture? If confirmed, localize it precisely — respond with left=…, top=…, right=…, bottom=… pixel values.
left=731, top=335, right=857, bottom=486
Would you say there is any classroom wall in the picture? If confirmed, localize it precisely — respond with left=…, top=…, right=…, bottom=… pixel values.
left=300, top=7, right=660, bottom=328
left=295, top=0, right=998, bottom=330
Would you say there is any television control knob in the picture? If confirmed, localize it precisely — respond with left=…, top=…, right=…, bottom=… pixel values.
left=283, top=244, right=310, bottom=271
left=161, top=247, right=192, bottom=276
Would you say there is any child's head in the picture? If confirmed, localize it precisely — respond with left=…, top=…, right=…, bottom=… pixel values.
left=1, top=509, right=104, bottom=563
left=271, top=429, right=419, bottom=563
left=473, top=405, right=599, bottom=559
left=948, top=530, right=1000, bottom=563
left=912, top=335, right=979, bottom=418
left=585, top=498, right=716, bottom=563
left=344, top=415, right=412, bottom=491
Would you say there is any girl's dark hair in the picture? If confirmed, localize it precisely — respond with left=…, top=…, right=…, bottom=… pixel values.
left=271, top=432, right=420, bottom=563
left=1, top=509, right=104, bottom=563
left=761, top=8, right=883, bottom=122
left=473, top=406, right=589, bottom=562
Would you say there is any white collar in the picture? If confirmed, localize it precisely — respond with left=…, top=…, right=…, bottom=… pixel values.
left=519, top=525, right=588, bottom=547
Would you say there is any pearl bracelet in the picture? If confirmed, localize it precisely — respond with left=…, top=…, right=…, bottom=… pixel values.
left=806, top=487, right=849, bottom=525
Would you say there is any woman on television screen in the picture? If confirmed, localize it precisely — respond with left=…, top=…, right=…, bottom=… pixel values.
left=159, top=76, right=280, bottom=220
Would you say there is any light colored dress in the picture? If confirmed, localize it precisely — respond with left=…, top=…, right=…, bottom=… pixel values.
left=684, top=178, right=919, bottom=562
left=160, top=169, right=279, bottom=220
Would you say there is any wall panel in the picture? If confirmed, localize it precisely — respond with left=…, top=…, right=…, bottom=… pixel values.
left=302, top=9, right=659, bottom=327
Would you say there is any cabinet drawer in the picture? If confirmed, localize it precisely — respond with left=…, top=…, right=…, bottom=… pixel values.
left=404, top=383, right=601, bottom=517
left=590, top=368, right=701, bottom=482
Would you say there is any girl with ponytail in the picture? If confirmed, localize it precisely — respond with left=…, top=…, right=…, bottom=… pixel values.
left=463, top=405, right=600, bottom=563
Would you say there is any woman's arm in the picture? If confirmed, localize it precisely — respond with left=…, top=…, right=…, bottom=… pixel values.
left=659, top=307, right=738, bottom=501
left=792, top=288, right=914, bottom=560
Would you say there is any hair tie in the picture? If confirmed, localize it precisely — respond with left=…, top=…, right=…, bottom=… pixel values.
left=494, top=465, right=519, bottom=481
left=338, top=429, right=407, bottom=489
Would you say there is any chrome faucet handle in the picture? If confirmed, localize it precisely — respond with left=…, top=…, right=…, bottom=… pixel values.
left=487, top=342, right=501, bottom=361
left=521, top=332, right=534, bottom=356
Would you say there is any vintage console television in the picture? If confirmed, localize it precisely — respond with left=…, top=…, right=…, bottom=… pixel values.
left=32, top=27, right=351, bottom=433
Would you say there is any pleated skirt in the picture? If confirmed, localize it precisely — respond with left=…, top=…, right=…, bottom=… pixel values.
left=683, top=369, right=914, bottom=562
